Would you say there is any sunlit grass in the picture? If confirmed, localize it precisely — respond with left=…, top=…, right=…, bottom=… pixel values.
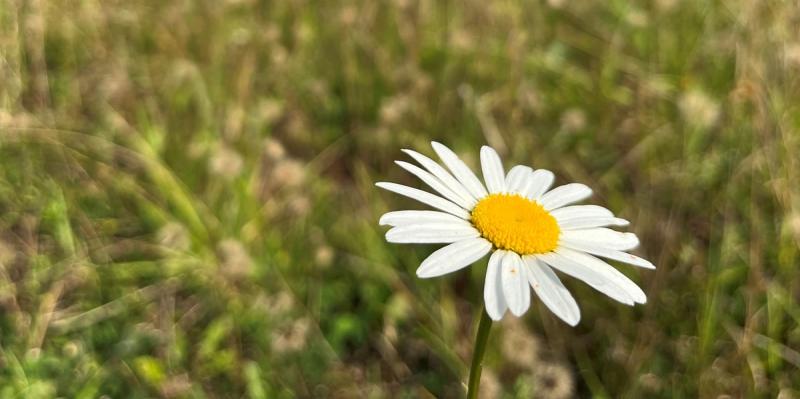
left=1, top=0, right=799, bottom=397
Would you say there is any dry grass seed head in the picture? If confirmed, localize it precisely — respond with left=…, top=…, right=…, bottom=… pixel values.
left=534, top=364, right=574, bottom=399
left=501, top=317, right=542, bottom=369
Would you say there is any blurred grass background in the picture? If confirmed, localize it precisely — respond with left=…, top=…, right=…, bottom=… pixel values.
left=1, top=0, right=799, bottom=397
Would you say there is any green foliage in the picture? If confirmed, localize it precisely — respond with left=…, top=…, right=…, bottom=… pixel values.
left=1, top=0, right=799, bottom=397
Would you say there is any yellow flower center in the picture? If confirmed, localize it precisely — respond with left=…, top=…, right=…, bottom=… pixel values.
left=471, top=194, right=560, bottom=255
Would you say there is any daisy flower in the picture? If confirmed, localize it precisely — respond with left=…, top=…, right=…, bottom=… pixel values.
left=376, top=142, right=654, bottom=325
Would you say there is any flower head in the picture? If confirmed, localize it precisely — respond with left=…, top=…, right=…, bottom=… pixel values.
left=377, top=142, right=654, bottom=325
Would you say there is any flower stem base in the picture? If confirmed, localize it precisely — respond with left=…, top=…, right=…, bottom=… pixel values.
left=467, top=307, right=493, bottom=399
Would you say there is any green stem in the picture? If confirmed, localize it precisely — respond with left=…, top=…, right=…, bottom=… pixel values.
left=466, top=307, right=493, bottom=399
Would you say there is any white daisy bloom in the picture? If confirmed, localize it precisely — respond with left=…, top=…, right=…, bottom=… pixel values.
left=377, top=142, right=654, bottom=326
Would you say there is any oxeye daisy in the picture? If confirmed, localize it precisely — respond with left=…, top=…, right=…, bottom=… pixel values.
left=376, top=142, right=654, bottom=325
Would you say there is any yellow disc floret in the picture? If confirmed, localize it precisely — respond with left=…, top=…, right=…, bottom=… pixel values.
left=471, top=194, right=560, bottom=255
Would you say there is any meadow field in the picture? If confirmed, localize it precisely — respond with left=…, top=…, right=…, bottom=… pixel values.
left=1, top=0, right=799, bottom=397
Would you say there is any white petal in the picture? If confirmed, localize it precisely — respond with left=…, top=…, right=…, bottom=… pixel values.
left=395, top=161, right=473, bottom=210
left=416, top=238, right=492, bottom=278
left=539, top=183, right=593, bottom=210
left=558, top=216, right=630, bottom=230
left=559, top=240, right=655, bottom=269
left=379, top=210, right=467, bottom=227
left=536, top=251, right=634, bottom=305
left=505, top=165, right=532, bottom=194
left=484, top=250, right=508, bottom=321
left=376, top=182, right=470, bottom=219
left=550, top=205, right=614, bottom=220
left=431, top=142, right=488, bottom=199
left=557, top=248, right=647, bottom=303
left=541, top=248, right=646, bottom=304
left=386, top=223, right=480, bottom=244
left=402, top=149, right=478, bottom=207
left=480, top=146, right=506, bottom=194
left=522, top=169, right=555, bottom=199
left=523, top=256, right=581, bottom=326
left=559, top=228, right=640, bottom=251
left=501, top=252, right=531, bottom=316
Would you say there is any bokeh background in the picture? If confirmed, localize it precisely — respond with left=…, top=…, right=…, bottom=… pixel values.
left=1, top=0, right=799, bottom=397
